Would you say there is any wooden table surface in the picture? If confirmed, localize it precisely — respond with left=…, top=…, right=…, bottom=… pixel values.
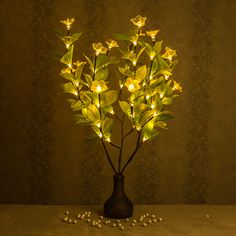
left=0, top=205, right=235, bottom=236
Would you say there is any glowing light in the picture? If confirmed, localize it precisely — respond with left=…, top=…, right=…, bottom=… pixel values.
left=120, top=84, right=123, bottom=89
left=164, top=75, right=169, bottom=80
left=73, top=91, right=78, bottom=96
left=98, top=133, right=102, bottom=138
left=133, top=41, right=137, bottom=46
left=160, top=93, right=164, bottom=99
left=143, top=82, right=146, bottom=86
left=154, top=112, right=158, bottom=117
left=146, top=95, right=150, bottom=99
left=97, top=104, right=100, bottom=108
left=109, top=109, right=114, bottom=114
left=68, top=64, right=72, bottom=68
left=96, top=122, right=101, bottom=128
left=95, top=51, right=99, bottom=56
left=66, top=43, right=70, bottom=49
left=133, top=61, right=137, bottom=66
left=74, top=81, right=79, bottom=87
left=96, top=85, right=102, bottom=93
left=106, top=137, right=111, bottom=143
left=149, top=75, right=153, bottom=80
left=66, top=25, right=71, bottom=30
left=150, top=55, right=154, bottom=60
left=151, top=104, right=155, bottom=109
left=129, top=84, right=135, bottom=91
left=136, top=126, right=141, bottom=131
left=130, top=103, right=134, bottom=107
left=143, top=137, right=147, bottom=142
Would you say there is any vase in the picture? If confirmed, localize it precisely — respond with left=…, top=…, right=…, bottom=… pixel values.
left=104, top=174, right=133, bottom=219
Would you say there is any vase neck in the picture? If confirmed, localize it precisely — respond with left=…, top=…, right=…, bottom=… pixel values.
left=112, top=174, right=125, bottom=195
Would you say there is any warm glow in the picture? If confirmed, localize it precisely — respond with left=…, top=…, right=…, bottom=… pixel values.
left=154, top=112, right=158, bottom=117
left=146, top=95, right=150, bottom=99
left=160, top=93, right=164, bottom=99
left=66, top=43, right=70, bottom=49
left=106, top=137, right=111, bottom=143
left=68, top=64, right=72, bottom=68
left=73, top=91, right=78, bottom=96
left=150, top=55, right=154, bottom=60
left=129, top=84, right=135, bottom=91
left=96, top=85, right=102, bottom=93
left=96, top=121, right=101, bottom=128
left=164, top=75, right=169, bottom=80
left=149, top=75, right=153, bottom=80
left=133, top=61, right=137, bottom=66
left=143, top=137, right=147, bottom=142
left=98, top=133, right=102, bottom=138
left=151, top=104, right=155, bottom=109
left=133, top=41, right=137, bottom=46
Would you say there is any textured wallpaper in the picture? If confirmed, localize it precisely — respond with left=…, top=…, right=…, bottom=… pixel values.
left=0, top=0, right=235, bottom=205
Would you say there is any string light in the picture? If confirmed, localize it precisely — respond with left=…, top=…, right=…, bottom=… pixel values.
left=106, top=137, right=111, bottom=143
left=133, top=41, right=137, bottom=46
left=143, top=137, right=147, bottom=142
left=74, top=81, right=79, bottom=87
left=164, top=75, right=169, bottom=80
left=109, top=109, right=114, bottom=115
left=150, top=55, right=154, bottom=60
left=146, top=95, right=150, bottom=99
left=66, top=44, right=70, bottom=49
left=154, top=112, right=158, bottom=117
left=96, top=122, right=101, bottom=128
left=68, top=64, right=72, bottom=68
left=120, top=84, right=123, bottom=89
left=151, top=104, right=155, bottom=109
left=149, top=75, right=153, bottom=80
left=128, top=84, right=135, bottom=91
left=73, top=91, right=78, bottom=96
left=133, top=61, right=137, bottom=66
left=160, top=93, right=164, bottom=99
left=98, top=133, right=102, bottom=138
left=96, top=85, right=102, bottom=93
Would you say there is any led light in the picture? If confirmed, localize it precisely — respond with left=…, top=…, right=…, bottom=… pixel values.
left=133, top=41, right=137, bottom=46
left=151, top=36, right=155, bottom=41
left=120, top=84, right=123, bottom=89
left=129, top=84, right=135, bottom=91
left=160, top=93, right=164, bottom=99
left=133, top=61, right=137, bottom=66
left=73, top=91, right=78, bottom=96
left=149, top=75, right=153, bottom=80
left=151, top=104, right=155, bottom=109
left=130, top=103, right=134, bottom=107
left=68, top=64, right=72, bottom=68
left=150, top=55, right=154, bottom=60
left=136, top=126, right=141, bottom=131
left=146, top=95, right=150, bottom=99
left=74, top=81, right=79, bottom=87
left=164, top=75, right=169, bottom=80
left=96, top=85, right=102, bottom=93
left=109, top=109, right=114, bottom=114
left=96, top=122, right=101, bottom=128
left=66, top=25, right=71, bottom=30
left=66, top=44, right=70, bottom=49
left=154, top=112, right=158, bottom=117
left=95, top=51, right=99, bottom=56
left=143, top=137, right=147, bottom=142
left=98, top=133, right=102, bottom=138
left=106, top=137, right=111, bottom=143
left=143, top=82, right=146, bottom=86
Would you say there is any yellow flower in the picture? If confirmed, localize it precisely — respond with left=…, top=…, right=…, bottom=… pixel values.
left=125, top=78, right=140, bottom=92
left=161, top=47, right=177, bottom=60
left=60, top=18, right=75, bottom=30
left=130, top=35, right=139, bottom=46
left=73, top=60, right=87, bottom=67
left=130, top=15, right=147, bottom=28
left=92, top=42, right=108, bottom=55
left=91, top=80, right=108, bottom=93
left=106, top=39, right=119, bottom=49
left=172, top=81, right=182, bottom=92
left=61, top=67, right=76, bottom=73
left=146, top=30, right=160, bottom=40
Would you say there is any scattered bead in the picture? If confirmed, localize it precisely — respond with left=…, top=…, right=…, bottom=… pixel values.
left=143, top=223, right=147, bottom=227
left=68, top=219, right=72, bottom=223
left=98, top=219, right=101, bottom=223
left=146, top=213, right=149, bottom=217
left=126, top=218, right=130, bottom=222
left=73, top=219, right=77, bottom=224
left=132, top=219, right=136, bottom=223
left=86, top=219, right=90, bottom=223
left=63, top=217, right=68, bottom=222
left=158, top=217, right=163, bottom=222
left=148, top=219, right=152, bottom=224
left=100, top=216, right=104, bottom=219
left=206, top=214, right=211, bottom=219
left=118, top=223, right=122, bottom=227
left=153, top=218, right=157, bottom=223
left=77, top=214, right=81, bottom=219
left=112, top=223, right=116, bottom=227
left=151, top=214, right=156, bottom=218
left=131, top=223, right=135, bottom=226
left=65, top=210, right=69, bottom=215
left=120, top=226, right=125, bottom=230
left=97, top=224, right=101, bottom=228
left=139, top=216, right=144, bottom=222
left=117, top=219, right=120, bottom=223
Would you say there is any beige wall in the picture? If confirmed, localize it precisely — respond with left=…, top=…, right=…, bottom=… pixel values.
left=0, top=0, right=235, bottom=204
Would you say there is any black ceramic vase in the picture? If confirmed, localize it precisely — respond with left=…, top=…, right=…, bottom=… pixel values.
left=104, top=174, right=133, bottom=219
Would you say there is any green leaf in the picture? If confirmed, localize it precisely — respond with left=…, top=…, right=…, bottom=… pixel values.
left=74, top=114, right=90, bottom=124
left=70, top=32, right=83, bottom=44
left=140, top=110, right=155, bottom=126
left=60, top=73, right=75, bottom=81
left=100, top=90, right=118, bottom=106
left=84, top=74, right=93, bottom=87
left=154, top=41, right=163, bottom=54
left=60, top=45, right=74, bottom=65
left=80, top=91, right=92, bottom=104
left=136, top=65, right=147, bottom=81
left=62, top=82, right=77, bottom=95
left=95, top=68, right=109, bottom=81
left=75, top=63, right=86, bottom=80
left=113, top=33, right=129, bottom=41
left=119, top=101, right=131, bottom=116
left=102, top=117, right=113, bottom=138
left=84, top=54, right=94, bottom=69
left=118, top=67, right=132, bottom=77
left=142, top=118, right=155, bottom=139
left=162, top=97, right=173, bottom=105
left=158, top=113, right=174, bottom=121
left=156, top=121, right=167, bottom=129
left=87, top=104, right=100, bottom=120
left=67, top=99, right=85, bottom=111
left=137, top=46, right=146, bottom=60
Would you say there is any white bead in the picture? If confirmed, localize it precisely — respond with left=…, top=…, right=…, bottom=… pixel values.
left=152, top=214, right=156, bottom=218
left=73, top=219, right=77, bottom=224
left=131, top=223, right=135, bottom=226
left=158, top=217, right=163, bottom=222
left=117, top=219, right=120, bottom=223
left=126, top=218, right=130, bottom=221
left=153, top=219, right=157, bottom=223
left=65, top=210, right=69, bottom=215
left=97, top=224, right=101, bottom=228
left=148, top=220, right=152, bottom=224
left=120, top=226, right=124, bottom=230
left=112, top=223, right=116, bottom=227
left=146, top=213, right=149, bottom=217
left=63, top=217, right=68, bottom=222
left=100, top=216, right=104, bottom=219
left=143, top=223, right=147, bottom=227
left=132, top=219, right=136, bottom=223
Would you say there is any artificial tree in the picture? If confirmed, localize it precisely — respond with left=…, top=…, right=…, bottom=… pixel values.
left=58, top=15, right=182, bottom=218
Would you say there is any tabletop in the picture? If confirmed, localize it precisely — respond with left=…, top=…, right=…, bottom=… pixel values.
left=0, top=204, right=236, bottom=236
